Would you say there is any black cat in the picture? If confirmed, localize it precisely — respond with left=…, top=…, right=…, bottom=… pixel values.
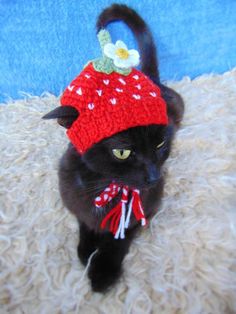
left=43, top=4, right=184, bottom=292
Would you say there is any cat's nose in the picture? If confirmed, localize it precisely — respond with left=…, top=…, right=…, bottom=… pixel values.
left=145, top=163, right=160, bottom=184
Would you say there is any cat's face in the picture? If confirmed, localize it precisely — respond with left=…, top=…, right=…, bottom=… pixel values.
left=82, top=124, right=174, bottom=189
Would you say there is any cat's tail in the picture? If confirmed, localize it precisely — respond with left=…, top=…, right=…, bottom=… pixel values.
left=96, top=3, right=160, bottom=85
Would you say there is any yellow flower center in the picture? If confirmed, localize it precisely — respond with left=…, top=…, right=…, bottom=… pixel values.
left=115, top=48, right=129, bottom=59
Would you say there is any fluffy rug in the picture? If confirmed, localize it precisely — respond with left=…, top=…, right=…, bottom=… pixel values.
left=1, top=69, right=236, bottom=314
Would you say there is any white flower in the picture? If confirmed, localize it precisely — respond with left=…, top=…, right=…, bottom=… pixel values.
left=104, top=40, right=140, bottom=69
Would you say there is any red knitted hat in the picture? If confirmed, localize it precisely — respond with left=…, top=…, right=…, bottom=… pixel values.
left=61, top=30, right=168, bottom=154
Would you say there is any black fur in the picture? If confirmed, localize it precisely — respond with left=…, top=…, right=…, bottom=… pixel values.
left=78, top=222, right=137, bottom=291
left=43, top=4, right=184, bottom=292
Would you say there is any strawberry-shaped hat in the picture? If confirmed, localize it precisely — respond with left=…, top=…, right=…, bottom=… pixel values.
left=61, top=30, right=168, bottom=154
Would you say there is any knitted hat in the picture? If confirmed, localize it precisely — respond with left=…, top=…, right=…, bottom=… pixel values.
left=61, top=30, right=168, bottom=154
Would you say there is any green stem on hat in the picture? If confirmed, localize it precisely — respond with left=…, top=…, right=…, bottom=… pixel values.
left=92, top=30, right=131, bottom=76
left=97, top=29, right=112, bottom=55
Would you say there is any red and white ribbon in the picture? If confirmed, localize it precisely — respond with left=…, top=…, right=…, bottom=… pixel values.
left=94, top=183, right=147, bottom=239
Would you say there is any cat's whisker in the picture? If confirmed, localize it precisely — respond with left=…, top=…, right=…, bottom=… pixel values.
left=78, top=180, right=114, bottom=195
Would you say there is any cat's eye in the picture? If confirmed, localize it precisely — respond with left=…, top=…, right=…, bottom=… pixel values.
left=156, top=141, right=165, bottom=149
left=112, top=149, right=131, bottom=160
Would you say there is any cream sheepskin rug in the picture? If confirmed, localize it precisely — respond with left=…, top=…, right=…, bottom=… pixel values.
left=1, top=69, right=236, bottom=314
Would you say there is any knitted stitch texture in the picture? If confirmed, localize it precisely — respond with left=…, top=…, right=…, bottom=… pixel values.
left=61, top=62, right=168, bottom=154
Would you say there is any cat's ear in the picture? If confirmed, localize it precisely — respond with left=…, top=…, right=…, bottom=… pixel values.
left=160, top=84, right=184, bottom=128
left=42, top=106, right=79, bottom=129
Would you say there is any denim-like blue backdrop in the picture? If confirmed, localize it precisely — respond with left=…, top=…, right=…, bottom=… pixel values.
left=0, top=0, right=235, bottom=103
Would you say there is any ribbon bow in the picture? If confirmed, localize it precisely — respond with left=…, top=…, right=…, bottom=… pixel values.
left=94, top=183, right=147, bottom=239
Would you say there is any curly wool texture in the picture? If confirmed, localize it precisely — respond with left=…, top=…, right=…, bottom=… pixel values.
left=0, top=70, right=236, bottom=313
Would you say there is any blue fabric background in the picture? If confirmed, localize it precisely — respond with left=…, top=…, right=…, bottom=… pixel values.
left=0, top=0, right=235, bottom=103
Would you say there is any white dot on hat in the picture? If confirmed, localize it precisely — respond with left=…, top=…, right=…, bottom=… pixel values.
left=88, top=103, right=95, bottom=110
left=103, top=79, right=109, bottom=85
left=68, top=85, right=74, bottom=91
left=110, top=98, right=117, bottom=105
left=116, top=88, right=123, bottom=93
left=118, top=78, right=126, bottom=85
left=76, top=87, right=82, bottom=95
left=150, top=92, right=157, bottom=97
left=96, top=90, right=102, bottom=96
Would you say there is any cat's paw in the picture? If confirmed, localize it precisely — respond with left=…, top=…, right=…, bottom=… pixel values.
left=88, top=252, right=122, bottom=292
